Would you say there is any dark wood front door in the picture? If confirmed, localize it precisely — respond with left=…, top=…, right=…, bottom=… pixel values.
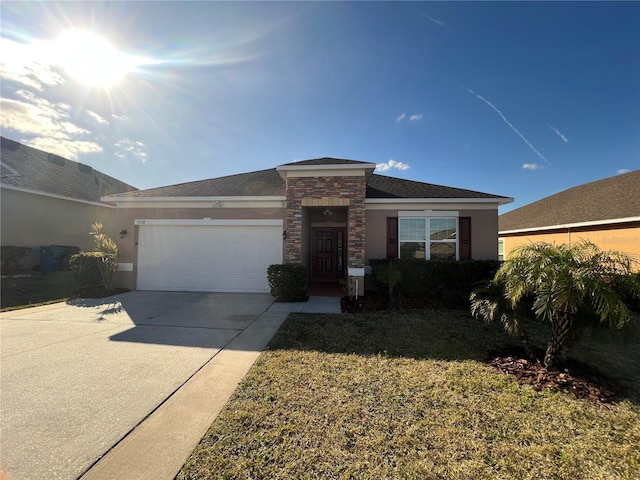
left=312, top=228, right=345, bottom=279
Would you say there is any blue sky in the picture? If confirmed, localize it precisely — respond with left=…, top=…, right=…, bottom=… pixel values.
left=1, top=1, right=638, bottom=212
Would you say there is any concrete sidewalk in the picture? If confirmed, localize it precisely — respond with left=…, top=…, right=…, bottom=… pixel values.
left=80, top=296, right=341, bottom=480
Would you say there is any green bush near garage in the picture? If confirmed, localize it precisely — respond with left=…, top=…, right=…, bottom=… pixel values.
left=69, top=252, right=105, bottom=288
left=267, top=263, right=308, bottom=302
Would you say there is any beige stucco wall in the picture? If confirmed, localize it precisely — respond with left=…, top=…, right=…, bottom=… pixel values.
left=501, top=223, right=640, bottom=265
left=1, top=188, right=116, bottom=252
left=365, top=208, right=500, bottom=261
left=111, top=204, right=502, bottom=290
left=113, top=206, right=286, bottom=290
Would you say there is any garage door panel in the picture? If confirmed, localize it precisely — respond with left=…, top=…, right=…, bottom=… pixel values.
left=137, top=224, right=282, bottom=293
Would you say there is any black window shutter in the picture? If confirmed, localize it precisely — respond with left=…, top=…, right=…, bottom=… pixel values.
left=387, top=217, right=398, bottom=259
left=459, top=216, right=471, bottom=260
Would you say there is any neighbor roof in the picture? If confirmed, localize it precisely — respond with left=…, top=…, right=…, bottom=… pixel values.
left=1, top=137, right=137, bottom=203
left=107, top=160, right=511, bottom=202
left=499, top=170, right=640, bottom=232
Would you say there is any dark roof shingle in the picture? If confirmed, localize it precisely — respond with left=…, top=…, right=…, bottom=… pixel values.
left=499, top=170, right=640, bottom=232
left=367, top=174, right=510, bottom=199
left=112, top=168, right=285, bottom=198
left=1, top=137, right=137, bottom=202
left=108, top=166, right=510, bottom=201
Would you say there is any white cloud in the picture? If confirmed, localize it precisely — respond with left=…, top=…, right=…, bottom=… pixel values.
left=114, top=137, right=148, bottom=163
left=549, top=125, right=569, bottom=143
left=397, top=113, right=422, bottom=122
left=86, top=110, right=109, bottom=125
left=376, top=159, right=410, bottom=172
left=28, top=137, right=102, bottom=159
left=0, top=93, right=103, bottom=160
left=0, top=38, right=65, bottom=90
left=522, top=163, right=541, bottom=170
left=0, top=97, right=89, bottom=138
left=421, top=13, right=447, bottom=28
left=617, top=169, right=631, bottom=174
left=468, top=89, right=550, bottom=166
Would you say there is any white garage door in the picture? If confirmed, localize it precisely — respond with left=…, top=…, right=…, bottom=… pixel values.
left=136, top=220, right=283, bottom=293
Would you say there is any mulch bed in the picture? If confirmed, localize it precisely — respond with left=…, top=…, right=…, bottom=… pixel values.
left=341, top=293, right=442, bottom=313
left=341, top=294, right=388, bottom=313
left=75, top=287, right=130, bottom=298
left=489, top=354, right=618, bottom=404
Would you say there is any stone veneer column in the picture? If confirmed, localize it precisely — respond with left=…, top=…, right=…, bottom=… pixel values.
left=346, top=176, right=366, bottom=269
left=284, top=178, right=303, bottom=263
left=284, top=176, right=367, bottom=267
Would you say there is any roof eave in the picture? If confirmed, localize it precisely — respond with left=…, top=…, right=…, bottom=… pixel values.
left=101, top=195, right=286, bottom=203
left=366, top=197, right=514, bottom=205
left=3, top=183, right=117, bottom=207
left=499, top=216, right=640, bottom=235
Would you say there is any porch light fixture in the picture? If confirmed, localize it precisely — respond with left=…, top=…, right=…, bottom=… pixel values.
left=282, top=230, right=287, bottom=239
left=119, top=229, right=128, bottom=239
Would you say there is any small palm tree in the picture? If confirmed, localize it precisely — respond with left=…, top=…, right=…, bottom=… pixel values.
left=471, top=241, right=639, bottom=368
left=470, top=279, right=536, bottom=359
left=90, top=223, right=118, bottom=292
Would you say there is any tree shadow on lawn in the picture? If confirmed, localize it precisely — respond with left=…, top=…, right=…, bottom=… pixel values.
left=267, top=310, right=640, bottom=405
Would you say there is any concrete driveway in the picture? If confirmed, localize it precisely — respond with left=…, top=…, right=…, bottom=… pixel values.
left=0, top=291, right=277, bottom=480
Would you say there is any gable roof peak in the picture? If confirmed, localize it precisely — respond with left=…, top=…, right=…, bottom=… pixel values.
left=278, top=157, right=375, bottom=167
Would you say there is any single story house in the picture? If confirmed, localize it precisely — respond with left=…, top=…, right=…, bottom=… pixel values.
left=1, top=137, right=137, bottom=264
left=499, top=169, right=640, bottom=263
left=104, top=158, right=513, bottom=295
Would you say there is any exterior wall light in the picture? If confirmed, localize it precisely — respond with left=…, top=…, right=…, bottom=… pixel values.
left=119, top=229, right=128, bottom=239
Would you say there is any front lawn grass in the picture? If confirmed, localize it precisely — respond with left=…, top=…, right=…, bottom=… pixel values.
left=179, top=311, right=640, bottom=480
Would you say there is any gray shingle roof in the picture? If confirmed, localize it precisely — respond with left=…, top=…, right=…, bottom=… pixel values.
left=108, top=162, right=510, bottom=201
left=113, top=168, right=285, bottom=197
left=367, top=174, right=510, bottom=199
left=1, top=137, right=137, bottom=202
left=499, top=170, right=640, bottom=232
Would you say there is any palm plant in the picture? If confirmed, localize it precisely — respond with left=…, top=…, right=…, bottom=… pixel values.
left=470, top=279, right=536, bottom=359
left=90, top=223, right=118, bottom=292
left=471, top=241, right=639, bottom=368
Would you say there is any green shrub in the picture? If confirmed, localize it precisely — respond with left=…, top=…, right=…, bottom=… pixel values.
left=369, top=258, right=502, bottom=308
left=1, top=246, right=31, bottom=275
left=267, top=264, right=308, bottom=302
left=69, top=252, right=104, bottom=288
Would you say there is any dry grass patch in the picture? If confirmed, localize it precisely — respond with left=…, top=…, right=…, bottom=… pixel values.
left=179, top=311, right=640, bottom=480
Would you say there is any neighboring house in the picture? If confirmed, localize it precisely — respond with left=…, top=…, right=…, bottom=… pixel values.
left=499, top=170, right=640, bottom=263
left=104, top=158, right=512, bottom=294
left=1, top=137, right=137, bottom=256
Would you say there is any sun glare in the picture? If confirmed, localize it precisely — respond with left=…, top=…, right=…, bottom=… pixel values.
left=53, top=30, right=138, bottom=88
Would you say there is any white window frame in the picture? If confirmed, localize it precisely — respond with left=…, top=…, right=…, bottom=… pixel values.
left=398, top=211, right=459, bottom=260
